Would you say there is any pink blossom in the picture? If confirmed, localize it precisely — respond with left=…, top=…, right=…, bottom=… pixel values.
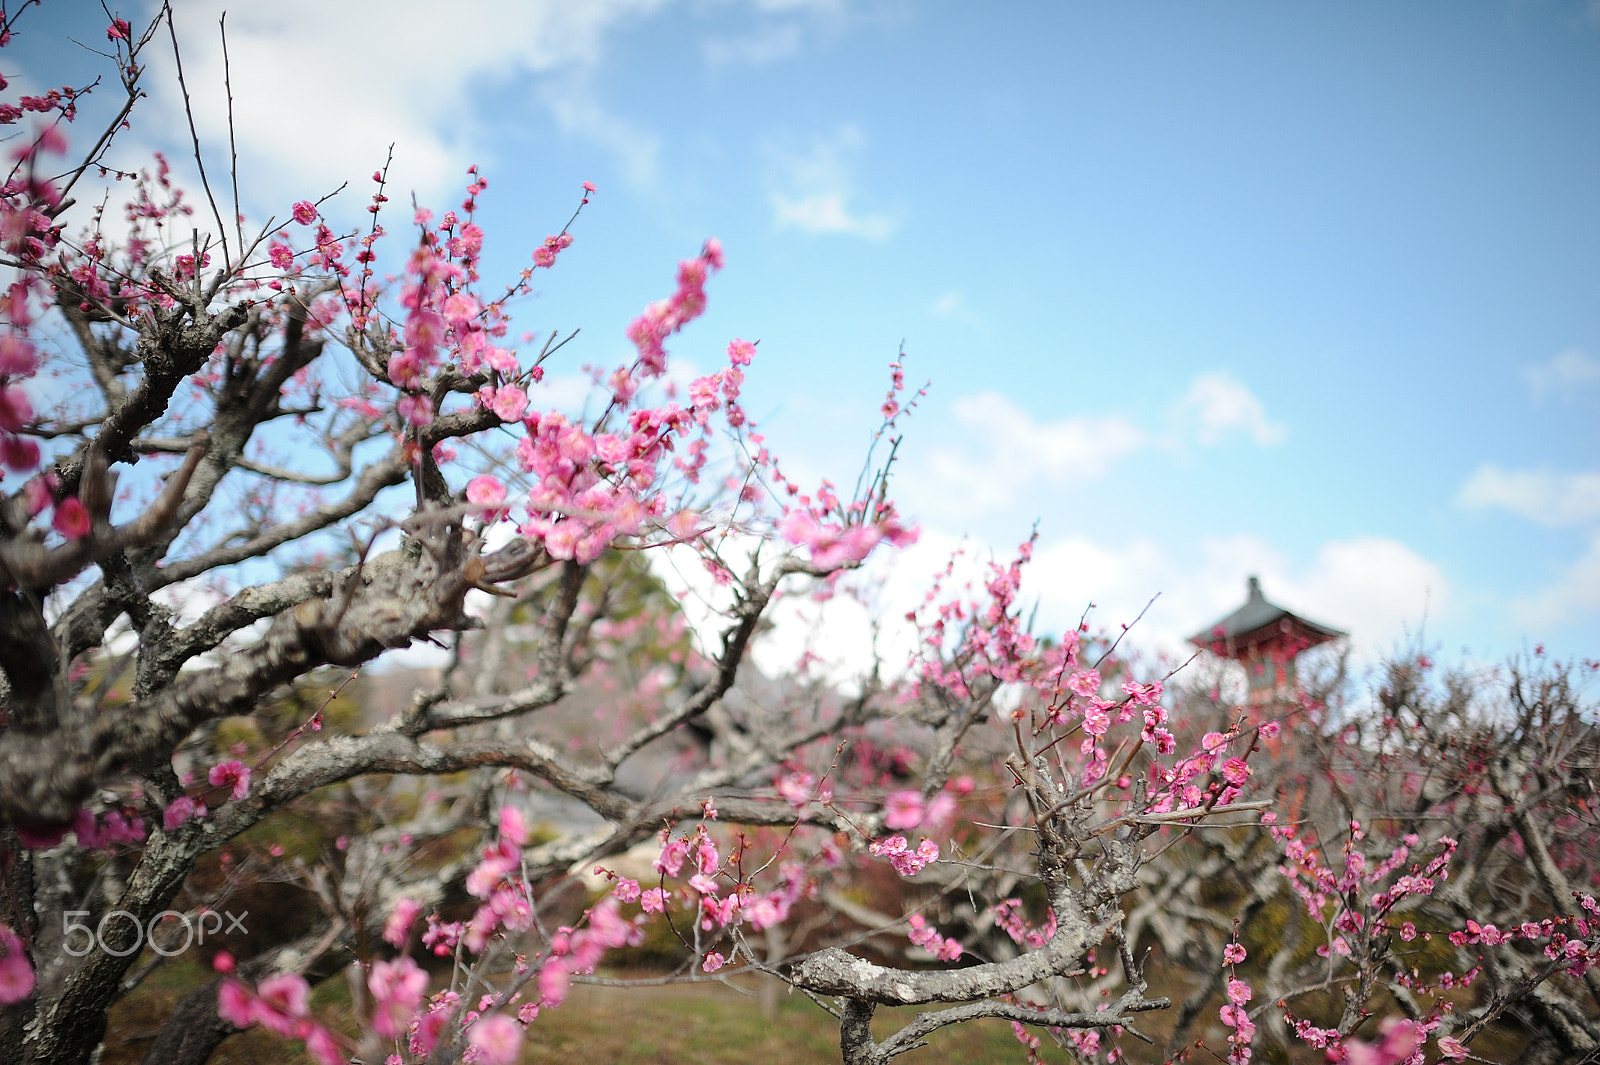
left=608, top=366, right=637, bottom=403
left=1225, top=977, right=1252, bottom=1005
left=53, top=497, right=90, bottom=540
left=701, top=237, right=724, bottom=269
left=0, top=926, right=32, bottom=1006
left=883, top=790, right=924, bottom=830
left=491, top=384, right=528, bottom=421
left=538, top=960, right=572, bottom=1007
left=162, top=796, right=206, bottom=831
left=922, top=792, right=957, bottom=828
left=1221, top=757, right=1250, bottom=786
left=397, top=393, right=433, bottom=426
left=498, top=805, right=528, bottom=845
left=255, top=973, right=310, bottom=1036
left=369, top=956, right=427, bottom=1038
left=218, top=980, right=254, bottom=1027
left=292, top=201, right=318, bottom=226
left=467, top=1013, right=522, bottom=1065
left=776, top=771, right=817, bottom=808
left=1066, top=669, right=1100, bottom=698
left=655, top=836, right=690, bottom=876
left=1121, top=679, right=1163, bottom=705
left=702, top=951, right=725, bottom=973
left=0, top=334, right=37, bottom=374
left=1082, top=704, right=1111, bottom=736
left=0, top=385, right=33, bottom=432
left=1, top=435, right=39, bottom=472
left=208, top=760, right=251, bottom=801
left=727, top=338, right=755, bottom=366
left=466, top=475, right=508, bottom=518
left=640, top=888, right=667, bottom=914
left=383, top=897, right=422, bottom=947
left=695, top=837, right=720, bottom=875
left=267, top=241, right=294, bottom=270
left=303, top=1025, right=343, bottom=1065
left=466, top=847, right=517, bottom=898
left=488, top=346, right=520, bottom=374
left=1223, top=942, right=1247, bottom=964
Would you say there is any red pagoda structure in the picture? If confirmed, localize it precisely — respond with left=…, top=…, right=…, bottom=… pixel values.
left=1189, top=576, right=1345, bottom=705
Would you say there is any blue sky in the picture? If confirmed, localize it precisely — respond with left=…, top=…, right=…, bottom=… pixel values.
left=13, top=1, right=1600, bottom=671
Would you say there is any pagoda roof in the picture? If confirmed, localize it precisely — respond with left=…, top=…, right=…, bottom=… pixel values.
left=1189, top=576, right=1345, bottom=654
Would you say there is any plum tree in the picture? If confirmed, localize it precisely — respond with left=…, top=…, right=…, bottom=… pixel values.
left=0, top=9, right=1594, bottom=1065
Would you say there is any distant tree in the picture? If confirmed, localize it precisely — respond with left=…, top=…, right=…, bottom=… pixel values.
left=0, top=10, right=1593, bottom=1065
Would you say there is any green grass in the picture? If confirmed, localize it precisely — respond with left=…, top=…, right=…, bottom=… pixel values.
left=519, top=978, right=1034, bottom=1065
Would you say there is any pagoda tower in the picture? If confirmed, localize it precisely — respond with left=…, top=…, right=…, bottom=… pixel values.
left=1190, top=576, right=1345, bottom=706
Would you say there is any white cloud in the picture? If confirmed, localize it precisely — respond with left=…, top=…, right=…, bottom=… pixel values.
left=765, top=125, right=897, bottom=239
left=914, top=372, right=1280, bottom=515
left=930, top=290, right=980, bottom=324
left=1174, top=373, right=1286, bottom=446
left=770, top=193, right=895, bottom=239
left=1524, top=348, right=1600, bottom=397
left=1511, top=531, right=1600, bottom=628
left=920, top=391, right=1145, bottom=511
left=746, top=0, right=845, bottom=11
left=704, top=24, right=803, bottom=66
left=540, top=85, right=662, bottom=188
left=144, top=0, right=671, bottom=209
left=1456, top=466, right=1600, bottom=527
left=1284, top=538, right=1448, bottom=655
left=1456, top=465, right=1600, bottom=631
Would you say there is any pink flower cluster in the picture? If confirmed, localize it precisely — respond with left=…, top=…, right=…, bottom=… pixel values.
left=496, top=251, right=764, bottom=565
left=906, top=914, right=962, bottom=961
left=993, top=898, right=1057, bottom=950
left=162, top=795, right=207, bottom=831
left=1218, top=949, right=1255, bottom=1064
left=626, top=238, right=721, bottom=377
left=219, top=972, right=344, bottom=1065
left=870, top=835, right=939, bottom=876
left=1338, top=1018, right=1425, bottom=1065
left=915, top=536, right=1038, bottom=698
left=221, top=804, right=650, bottom=1060
left=368, top=956, right=427, bottom=1039
left=537, top=899, right=643, bottom=1008
left=775, top=769, right=831, bottom=808
left=382, top=896, right=422, bottom=948
left=16, top=807, right=146, bottom=851
left=606, top=818, right=823, bottom=978
left=769, top=359, right=919, bottom=572
left=778, top=504, right=913, bottom=570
